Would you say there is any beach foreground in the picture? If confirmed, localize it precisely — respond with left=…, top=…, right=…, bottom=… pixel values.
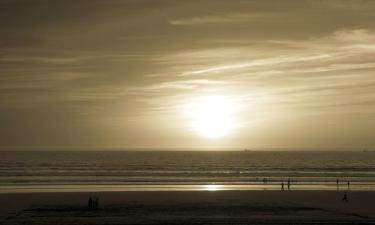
left=1, top=190, right=375, bottom=225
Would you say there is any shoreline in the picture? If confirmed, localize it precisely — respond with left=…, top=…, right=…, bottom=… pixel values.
left=0, top=183, right=368, bottom=193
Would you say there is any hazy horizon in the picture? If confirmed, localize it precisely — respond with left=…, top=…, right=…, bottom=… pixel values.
left=1, top=0, right=375, bottom=150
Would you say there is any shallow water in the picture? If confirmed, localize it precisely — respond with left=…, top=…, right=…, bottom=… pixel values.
left=1, top=151, right=375, bottom=192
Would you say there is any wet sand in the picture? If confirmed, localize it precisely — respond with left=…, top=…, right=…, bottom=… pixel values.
left=0, top=190, right=375, bottom=225
left=1, top=183, right=372, bottom=193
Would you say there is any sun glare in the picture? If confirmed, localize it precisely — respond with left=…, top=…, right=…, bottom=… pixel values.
left=204, top=184, right=222, bottom=191
left=185, top=95, right=237, bottom=139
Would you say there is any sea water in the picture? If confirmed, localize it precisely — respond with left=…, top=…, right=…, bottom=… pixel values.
left=1, top=151, right=374, bottom=192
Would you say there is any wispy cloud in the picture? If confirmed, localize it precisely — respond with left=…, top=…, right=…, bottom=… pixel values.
left=170, top=12, right=279, bottom=26
left=183, top=54, right=332, bottom=76
left=131, top=28, right=375, bottom=122
left=130, top=79, right=229, bottom=92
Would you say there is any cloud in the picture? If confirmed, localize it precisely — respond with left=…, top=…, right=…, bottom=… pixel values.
left=170, top=13, right=277, bottom=26
left=332, top=29, right=375, bottom=42
left=147, top=79, right=228, bottom=90
left=183, top=54, right=332, bottom=76
left=131, top=28, right=375, bottom=121
left=158, top=28, right=375, bottom=77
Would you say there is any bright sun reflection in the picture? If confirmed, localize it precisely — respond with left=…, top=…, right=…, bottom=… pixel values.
left=185, top=95, right=237, bottom=139
left=204, top=184, right=222, bottom=191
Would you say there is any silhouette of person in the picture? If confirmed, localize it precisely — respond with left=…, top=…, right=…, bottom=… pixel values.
left=347, top=181, right=350, bottom=190
left=342, top=192, right=348, bottom=202
left=88, top=196, right=93, bottom=210
left=287, top=179, right=291, bottom=190
left=91, top=196, right=98, bottom=210
left=336, top=179, right=339, bottom=186
left=281, top=182, right=284, bottom=190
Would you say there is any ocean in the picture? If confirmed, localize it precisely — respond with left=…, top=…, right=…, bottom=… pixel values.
left=1, top=151, right=375, bottom=192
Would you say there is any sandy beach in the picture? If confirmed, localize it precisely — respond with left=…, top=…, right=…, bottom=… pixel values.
left=0, top=190, right=374, bottom=225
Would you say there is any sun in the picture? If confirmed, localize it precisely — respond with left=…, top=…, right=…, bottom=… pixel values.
left=185, top=95, right=237, bottom=139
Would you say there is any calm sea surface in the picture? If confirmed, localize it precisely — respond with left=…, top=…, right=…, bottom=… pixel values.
left=1, top=151, right=375, bottom=192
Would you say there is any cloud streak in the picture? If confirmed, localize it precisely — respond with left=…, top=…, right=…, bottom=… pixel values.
left=170, top=12, right=278, bottom=26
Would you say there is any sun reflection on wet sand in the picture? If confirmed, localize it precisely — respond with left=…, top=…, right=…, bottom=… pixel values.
left=203, top=184, right=223, bottom=191
left=0, top=183, right=374, bottom=193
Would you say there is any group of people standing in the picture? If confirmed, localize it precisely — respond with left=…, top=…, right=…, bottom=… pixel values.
left=281, top=179, right=292, bottom=190
left=262, top=177, right=352, bottom=191
left=88, top=195, right=99, bottom=210
left=263, top=177, right=293, bottom=190
left=336, top=179, right=350, bottom=190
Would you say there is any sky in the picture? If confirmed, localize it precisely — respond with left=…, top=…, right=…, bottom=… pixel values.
left=1, top=0, right=375, bottom=150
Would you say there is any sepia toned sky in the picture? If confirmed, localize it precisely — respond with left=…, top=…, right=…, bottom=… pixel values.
left=1, top=0, right=375, bottom=150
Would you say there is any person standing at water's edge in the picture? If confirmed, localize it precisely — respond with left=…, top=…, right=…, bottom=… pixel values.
left=88, top=195, right=99, bottom=210
left=88, top=196, right=93, bottom=210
